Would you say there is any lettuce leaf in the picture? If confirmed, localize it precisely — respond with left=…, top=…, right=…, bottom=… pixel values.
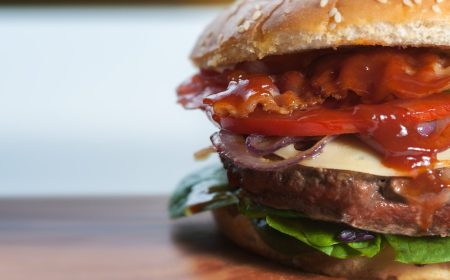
left=168, top=164, right=237, bottom=218
left=385, top=234, right=450, bottom=264
left=252, top=218, right=316, bottom=256
left=170, top=166, right=450, bottom=264
left=266, top=216, right=382, bottom=259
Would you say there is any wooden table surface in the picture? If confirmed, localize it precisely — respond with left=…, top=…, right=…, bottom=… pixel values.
left=0, top=196, right=338, bottom=280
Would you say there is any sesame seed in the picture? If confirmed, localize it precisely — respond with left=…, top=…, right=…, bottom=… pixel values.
left=397, top=27, right=407, bottom=36
left=403, top=0, right=414, bottom=7
left=334, top=11, right=343, bottom=23
left=218, top=34, right=224, bottom=43
left=432, top=3, right=442, bottom=13
left=252, top=10, right=262, bottom=20
left=377, top=0, right=388, bottom=3
left=238, top=20, right=252, bottom=33
left=436, top=0, right=444, bottom=3
left=413, top=0, right=422, bottom=4
left=243, top=20, right=251, bottom=29
left=320, top=0, right=329, bottom=7
left=329, top=7, right=338, bottom=17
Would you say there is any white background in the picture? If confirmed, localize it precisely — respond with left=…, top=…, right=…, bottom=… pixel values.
left=0, top=6, right=223, bottom=197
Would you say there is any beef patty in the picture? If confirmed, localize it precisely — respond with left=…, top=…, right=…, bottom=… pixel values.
left=221, top=156, right=450, bottom=237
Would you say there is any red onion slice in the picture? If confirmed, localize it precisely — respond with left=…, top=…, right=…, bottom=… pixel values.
left=337, top=229, right=375, bottom=243
left=211, top=130, right=334, bottom=171
left=417, top=117, right=450, bottom=137
left=417, top=121, right=437, bottom=137
left=245, top=135, right=306, bottom=156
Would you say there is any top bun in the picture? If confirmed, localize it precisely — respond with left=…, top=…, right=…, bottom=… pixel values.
left=191, top=0, right=450, bottom=69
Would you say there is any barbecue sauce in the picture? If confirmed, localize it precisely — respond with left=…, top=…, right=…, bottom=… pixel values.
left=177, top=47, right=450, bottom=231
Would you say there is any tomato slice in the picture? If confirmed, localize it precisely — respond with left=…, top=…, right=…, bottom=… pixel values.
left=219, top=94, right=450, bottom=137
left=221, top=109, right=358, bottom=136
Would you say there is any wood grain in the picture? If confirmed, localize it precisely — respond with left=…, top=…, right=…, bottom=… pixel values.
left=0, top=197, right=338, bottom=280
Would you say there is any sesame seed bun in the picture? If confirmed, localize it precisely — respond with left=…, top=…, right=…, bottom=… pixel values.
left=213, top=205, right=450, bottom=280
left=192, top=0, right=450, bottom=69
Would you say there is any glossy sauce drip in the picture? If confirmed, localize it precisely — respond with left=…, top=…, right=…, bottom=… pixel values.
left=177, top=70, right=228, bottom=110
left=393, top=169, right=450, bottom=231
left=177, top=48, right=450, bottom=231
left=315, top=50, right=450, bottom=103
left=354, top=104, right=450, bottom=171
left=203, top=73, right=289, bottom=118
left=354, top=103, right=450, bottom=230
left=178, top=48, right=450, bottom=117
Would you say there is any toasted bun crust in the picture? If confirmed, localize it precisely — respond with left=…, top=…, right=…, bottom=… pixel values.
left=192, top=0, right=450, bottom=69
left=213, top=205, right=450, bottom=280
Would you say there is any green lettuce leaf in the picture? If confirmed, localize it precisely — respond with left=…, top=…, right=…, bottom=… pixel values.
left=252, top=219, right=315, bottom=256
left=169, top=168, right=450, bottom=264
left=266, top=216, right=382, bottom=259
left=168, top=164, right=237, bottom=218
left=385, top=235, right=450, bottom=264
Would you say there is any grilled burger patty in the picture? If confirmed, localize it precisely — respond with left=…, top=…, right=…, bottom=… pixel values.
left=222, top=156, right=450, bottom=237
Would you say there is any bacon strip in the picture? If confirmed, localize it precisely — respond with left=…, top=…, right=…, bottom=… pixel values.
left=177, top=48, right=450, bottom=118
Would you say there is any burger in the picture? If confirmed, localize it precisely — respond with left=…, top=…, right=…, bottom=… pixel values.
left=169, top=0, right=450, bottom=279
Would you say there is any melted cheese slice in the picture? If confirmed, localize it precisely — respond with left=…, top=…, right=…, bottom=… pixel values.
left=275, top=136, right=450, bottom=177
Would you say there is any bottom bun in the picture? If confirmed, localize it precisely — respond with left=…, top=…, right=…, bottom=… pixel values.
left=213, top=206, right=450, bottom=280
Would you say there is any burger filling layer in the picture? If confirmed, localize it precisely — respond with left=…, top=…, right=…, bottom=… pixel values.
left=172, top=47, right=450, bottom=264
left=178, top=47, right=450, bottom=173
left=169, top=165, right=450, bottom=264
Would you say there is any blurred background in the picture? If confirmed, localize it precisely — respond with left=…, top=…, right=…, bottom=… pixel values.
left=0, top=1, right=233, bottom=197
